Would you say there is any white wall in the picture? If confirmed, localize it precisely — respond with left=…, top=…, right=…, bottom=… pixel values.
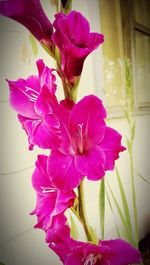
left=0, top=1, right=150, bottom=265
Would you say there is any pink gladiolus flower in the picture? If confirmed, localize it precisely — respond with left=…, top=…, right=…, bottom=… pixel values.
left=52, top=11, right=104, bottom=83
left=8, top=59, right=63, bottom=150
left=50, top=239, right=141, bottom=265
left=0, top=0, right=53, bottom=45
left=31, top=155, right=76, bottom=231
left=48, top=95, right=126, bottom=191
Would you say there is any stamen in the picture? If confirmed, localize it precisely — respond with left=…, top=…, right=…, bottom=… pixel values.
left=76, top=123, right=85, bottom=154
left=25, top=86, right=39, bottom=95
left=25, top=86, right=39, bottom=102
left=41, top=186, right=56, bottom=194
left=84, top=253, right=102, bottom=265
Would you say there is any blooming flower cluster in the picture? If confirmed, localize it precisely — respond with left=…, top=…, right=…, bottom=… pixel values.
left=0, top=1, right=141, bottom=264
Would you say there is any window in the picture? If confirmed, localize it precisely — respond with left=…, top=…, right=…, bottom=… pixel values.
left=99, top=0, right=150, bottom=111
left=133, top=0, right=150, bottom=107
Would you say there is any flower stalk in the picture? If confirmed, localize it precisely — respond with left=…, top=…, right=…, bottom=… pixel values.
left=125, top=58, right=139, bottom=247
left=77, top=180, right=93, bottom=242
left=130, top=139, right=139, bottom=247
left=66, top=68, right=92, bottom=242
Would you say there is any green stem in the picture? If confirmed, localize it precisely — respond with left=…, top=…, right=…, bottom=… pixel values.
left=56, top=64, right=71, bottom=98
left=99, top=178, right=105, bottom=240
left=70, top=207, right=83, bottom=224
left=78, top=180, right=93, bottom=242
left=130, top=142, right=139, bottom=247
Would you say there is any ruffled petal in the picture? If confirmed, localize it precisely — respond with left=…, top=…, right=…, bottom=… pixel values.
left=99, top=239, right=141, bottom=265
left=100, top=127, right=126, bottom=170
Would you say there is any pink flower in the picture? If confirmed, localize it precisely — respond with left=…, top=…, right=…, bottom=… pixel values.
left=48, top=95, right=125, bottom=191
left=8, top=59, right=62, bottom=150
left=0, top=0, right=53, bottom=45
left=50, top=239, right=141, bottom=265
left=52, top=11, right=104, bottom=83
left=31, top=155, right=76, bottom=231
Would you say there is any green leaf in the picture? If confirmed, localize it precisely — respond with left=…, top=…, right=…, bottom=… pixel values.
left=99, top=178, right=105, bottom=239
left=124, top=109, right=131, bottom=124
left=107, top=182, right=134, bottom=245
left=70, top=213, right=79, bottom=240
left=69, top=77, right=80, bottom=102
left=106, top=190, right=121, bottom=238
left=127, top=138, right=131, bottom=152
left=29, top=33, right=38, bottom=56
left=54, top=46, right=61, bottom=65
left=41, top=42, right=56, bottom=60
left=60, top=0, right=72, bottom=13
left=130, top=93, right=134, bottom=111
left=136, top=172, right=150, bottom=184
left=115, top=167, right=132, bottom=233
left=89, top=226, right=99, bottom=245
left=131, top=121, right=135, bottom=140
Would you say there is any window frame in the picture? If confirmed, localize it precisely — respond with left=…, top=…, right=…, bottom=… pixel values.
left=95, top=0, right=150, bottom=118
left=120, top=0, right=150, bottom=112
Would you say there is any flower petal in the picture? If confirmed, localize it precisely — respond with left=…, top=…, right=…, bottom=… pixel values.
left=66, top=252, right=83, bottom=265
left=34, top=194, right=56, bottom=230
left=32, top=155, right=51, bottom=193
left=88, top=32, right=104, bottom=50
left=34, top=84, right=58, bottom=117
left=100, top=127, right=126, bottom=170
left=54, top=190, right=76, bottom=216
left=53, top=13, right=69, bottom=49
left=61, top=45, right=88, bottom=80
left=66, top=11, right=90, bottom=47
left=75, top=146, right=106, bottom=180
left=99, top=239, right=141, bottom=265
left=48, top=151, right=83, bottom=191
left=46, top=214, right=70, bottom=244
left=18, top=113, right=62, bottom=149
left=60, top=98, right=75, bottom=111
left=8, top=77, right=39, bottom=119
left=36, top=59, right=57, bottom=94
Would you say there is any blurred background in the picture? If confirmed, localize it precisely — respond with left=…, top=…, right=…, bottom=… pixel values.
left=0, top=0, right=150, bottom=264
